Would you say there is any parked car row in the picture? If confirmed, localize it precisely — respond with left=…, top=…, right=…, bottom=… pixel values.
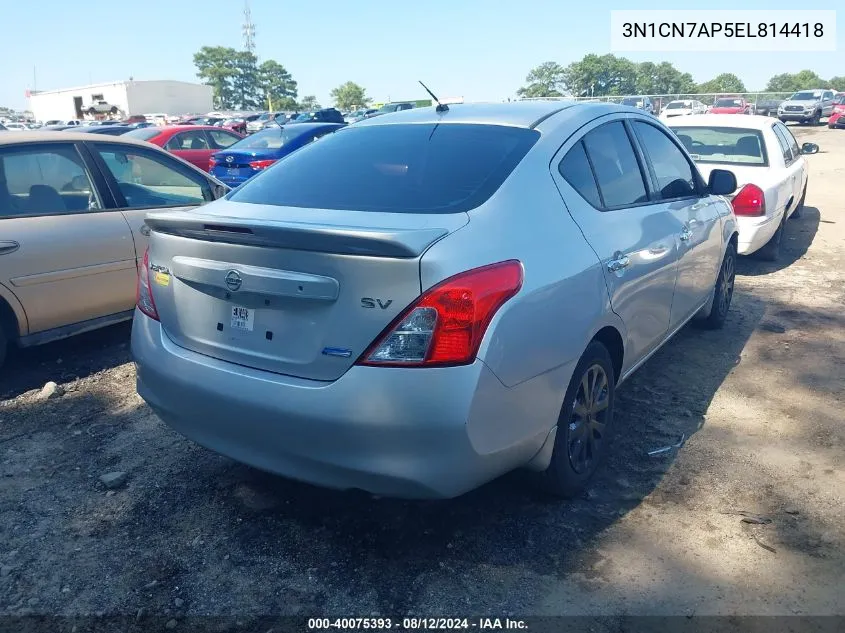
left=0, top=101, right=821, bottom=502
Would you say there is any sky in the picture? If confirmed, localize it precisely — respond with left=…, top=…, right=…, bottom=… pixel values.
left=0, top=0, right=841, bottom=111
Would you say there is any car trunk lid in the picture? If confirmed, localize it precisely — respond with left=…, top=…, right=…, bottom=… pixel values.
left=144, top=201, right=468, bottom=381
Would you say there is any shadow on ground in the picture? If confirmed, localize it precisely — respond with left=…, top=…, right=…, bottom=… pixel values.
left=0, top=322, right=131, bottom=400
left=736, top=206, right=819, bottom=276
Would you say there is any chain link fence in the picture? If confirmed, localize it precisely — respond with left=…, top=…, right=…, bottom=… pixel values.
left=521, top=92, right=796, bottom=115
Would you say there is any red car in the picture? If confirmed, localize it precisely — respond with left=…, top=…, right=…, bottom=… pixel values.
left=828, top=94, right=845, bottom=129
left=709, top=96, right=752, bottom=114
left=123, top=125, right=243, bottom=171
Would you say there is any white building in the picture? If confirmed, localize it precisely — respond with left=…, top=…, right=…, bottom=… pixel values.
left=28, top=80, right=213, bottom=122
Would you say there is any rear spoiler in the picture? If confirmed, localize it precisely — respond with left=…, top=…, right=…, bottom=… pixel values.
left=143, top=212, right=449, bottom=259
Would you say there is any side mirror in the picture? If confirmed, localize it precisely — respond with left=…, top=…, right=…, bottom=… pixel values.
left=213, top=184, right=229, bottom=199
left=801, top=142, right=819, bottom=155
left=708, top=169, right=737, bottom=196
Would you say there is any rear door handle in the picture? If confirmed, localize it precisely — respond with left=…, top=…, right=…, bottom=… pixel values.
left=0, top=241, right=20, bottom=256
left=607, top=254, right=630, bottom=272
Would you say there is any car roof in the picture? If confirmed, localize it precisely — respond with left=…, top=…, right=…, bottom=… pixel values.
left=353, top=101, right=581, bottom=129
left=0, top=130, right=166, bottom=148
left=664, top=114, right=777, bottom=131
left=279, top=122, right=345, bottom=133
left=151, top=125, right=226, bottom=132
left=76, top=125, right=130, bottom=133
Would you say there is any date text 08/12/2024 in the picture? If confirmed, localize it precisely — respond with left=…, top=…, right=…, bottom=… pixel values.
left=621, top=22, right=824, bottom=38
left=307, top=618, right=528, bottom=630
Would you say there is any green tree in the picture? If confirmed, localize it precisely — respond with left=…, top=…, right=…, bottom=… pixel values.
left=193, top=46, right=239, bottom=109
left=829, top=76, right=845, bottom=92
left=299, top=95, right=320, bottom=110
left=258, top=60, right=298, bottom=110
left=562, top=54, right=638, bottom=96
left=193, top=46, right=300, bottom=110
left=231, top=51, right=261, bottom=110
left=330, top=82, right=369, bottom=111
left=697, top=73, right=746, bottom=94
left=765, top=70, right=829, bottom=93
left=517, top=61, right=567, bottom=98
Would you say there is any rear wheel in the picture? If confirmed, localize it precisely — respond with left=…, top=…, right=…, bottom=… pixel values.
left=697, top=242, right=736, bottom=330
left=0, top=321, right=7, bottom=371
left=812, top=110, right=821, bottom=126
left=758, top=214, right=785, bottom=261
left=541, top=341, right=616, bottom=497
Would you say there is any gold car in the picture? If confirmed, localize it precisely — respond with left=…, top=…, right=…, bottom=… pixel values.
left=0, top=131, right=228, bottom=369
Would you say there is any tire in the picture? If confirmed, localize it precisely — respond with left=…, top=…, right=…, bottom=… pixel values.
left=0, top=321, right=7, bottom=371
left=792, top=183, right=806, bottom=219
left=541, top=341, right=616, bottom=497
left=812, top=110, right=821, bottom=126
left=109, top=107, right=118, bottom=114
left=698, top=242, right=736, bottom=330
left=757, top=214, right=785, bottom=261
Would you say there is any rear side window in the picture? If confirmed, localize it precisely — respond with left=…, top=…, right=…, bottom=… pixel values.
left=228, top=123, right=540, bottom=213
left=771, top=125, right=793, bottom=163
left=781, top=124, right=801, bottom=158
left=580, top=121, right=648, bottom=208
left=558, top=141, right=601, bottom=208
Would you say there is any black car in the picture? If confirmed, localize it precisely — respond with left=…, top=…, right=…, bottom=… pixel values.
left=755, top=99, right=784, bottom=117
left=76, top=125, right=134, bottom=136
left=289, top=108, right=345, bottom=124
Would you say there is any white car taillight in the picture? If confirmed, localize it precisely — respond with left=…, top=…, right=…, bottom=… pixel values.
left=136, top=247, right=160, bottom=321
left=357, top=260, right=523, bottom=367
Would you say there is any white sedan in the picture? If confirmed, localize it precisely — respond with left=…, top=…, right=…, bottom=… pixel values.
left=668, top=114, right=817, bottom=260
left=660, top=99, right=707, bottom=120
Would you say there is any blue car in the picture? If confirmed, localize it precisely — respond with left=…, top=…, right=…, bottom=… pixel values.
left=209, top=122, right=344, bottom=187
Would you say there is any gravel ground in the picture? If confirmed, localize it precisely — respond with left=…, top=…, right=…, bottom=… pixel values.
left=1, top=124, right=843, bottom=628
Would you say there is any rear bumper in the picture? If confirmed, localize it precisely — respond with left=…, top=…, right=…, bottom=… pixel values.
left=212, top=173, right=252, bottom=187
left=131, top=312, right=560, bottom=498
left=736, top=213, right=779, bottom=255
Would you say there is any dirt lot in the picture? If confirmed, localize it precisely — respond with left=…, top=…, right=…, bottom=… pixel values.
left=1, top=124, right=843, bottom=627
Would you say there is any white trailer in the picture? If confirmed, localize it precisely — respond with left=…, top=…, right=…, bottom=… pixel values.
left=29, top=80, right=213, bottom=122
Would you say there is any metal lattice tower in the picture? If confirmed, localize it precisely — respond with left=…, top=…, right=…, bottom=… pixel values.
left=242, top=0, right=256, bottom=53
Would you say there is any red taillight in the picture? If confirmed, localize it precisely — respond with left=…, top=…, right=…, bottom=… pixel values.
left=357, top=260, right=524, bottom=368
left=136, top=247, right=160, bottom=321
left=249, top=159, right=276, bottom=170
left=209, top=157, right=218, bottom=170
left=834, top=105, right=845, bottom=113
left=731, top=184, right=766, bottom=217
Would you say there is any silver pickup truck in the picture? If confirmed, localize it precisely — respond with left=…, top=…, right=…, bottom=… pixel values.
left=778, top=89, right=837, bottom=125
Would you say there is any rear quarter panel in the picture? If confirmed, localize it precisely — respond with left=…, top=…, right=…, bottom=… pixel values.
left=420, top=138, right=620, bottom=390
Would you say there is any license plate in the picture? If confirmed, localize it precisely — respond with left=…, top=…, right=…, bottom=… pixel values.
left=230, top=306, right=254, bottom=331
left=227, top=168, right=240, bottom=176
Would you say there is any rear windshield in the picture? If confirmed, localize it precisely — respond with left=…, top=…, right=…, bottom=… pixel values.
left=228, top=123, right=539, bottom=213
left=622, top=98, right=642, bottom=106
left=124, top=128, right=161, bottom=141
left=670, top=126, right=768, bottom=166
left=228, top=126, right=318, bottom=150
left=714, top=98, right=742, bottom=107
left=666, top=102, right=688, bottom=109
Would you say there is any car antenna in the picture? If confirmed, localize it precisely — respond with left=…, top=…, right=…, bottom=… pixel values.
left=419, top=81, right=448, bottom=112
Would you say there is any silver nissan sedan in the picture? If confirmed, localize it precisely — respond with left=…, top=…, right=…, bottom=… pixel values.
left=131, top=101, right=739, bottom=499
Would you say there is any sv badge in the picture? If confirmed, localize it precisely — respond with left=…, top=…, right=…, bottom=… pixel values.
left=361, top=297, right=393, bottom=310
